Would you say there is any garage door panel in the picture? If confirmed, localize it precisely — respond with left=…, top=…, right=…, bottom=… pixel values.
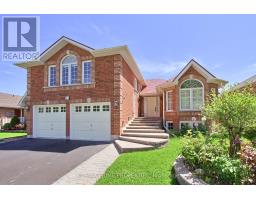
left=33, top=105, right=66, bottom=139
left=70, top=102, right=111, bottom=141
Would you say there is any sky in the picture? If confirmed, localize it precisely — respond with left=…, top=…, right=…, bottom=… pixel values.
left=0, top=14, right=256, bottom=95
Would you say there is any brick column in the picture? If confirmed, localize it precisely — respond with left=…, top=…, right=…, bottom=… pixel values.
left=26, top=68, right=32, bottom=136
left=112, top=55, right=123, bottom=136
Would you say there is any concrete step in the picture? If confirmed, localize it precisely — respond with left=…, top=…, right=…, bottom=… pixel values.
left=126, top=126, right=161, bottom=129
left=134, top=117, right=161, bottom=120
left=123, top=129, right=165, bottom=133
left=119, top=136, right=168, bottom=147
left=130, top=122, right=162, bottom=126
left=114, top=140, right=155, bottom=153
left=122, top=132, right=169, bottom=139
left=133, top=119, right=161, bottom=122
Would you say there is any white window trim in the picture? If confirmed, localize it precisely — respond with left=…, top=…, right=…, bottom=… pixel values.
left=179, top=121, right=202, bottom=129
left=48, top=65, right=56, bottom=87
left=82, top=60, right=92, bottom=84
left=60, top=55, right=78, bottom=86
left=179, top=79, right=204, bottom=111
left=166, top=90, right=173, bottom=112
left=166, top=121, right=174, bottom=130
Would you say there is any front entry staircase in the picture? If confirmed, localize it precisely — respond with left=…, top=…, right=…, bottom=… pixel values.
left=114, top=117, right=169, bottom=153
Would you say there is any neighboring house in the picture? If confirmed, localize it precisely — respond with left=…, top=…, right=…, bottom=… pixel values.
left=0, top=92, right=25, bottom=128
left=16, top=36, right=227, bottom=141
left=232, top=74, right=256, bottom=92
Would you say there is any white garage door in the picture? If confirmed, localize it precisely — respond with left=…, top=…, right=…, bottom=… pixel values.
left=33, top=104, right=66, bottom=139
left=70, top=102, right=111, bottom=141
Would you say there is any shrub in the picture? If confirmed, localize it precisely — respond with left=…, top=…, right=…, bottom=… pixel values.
left=2, top=123, right=12, bottom=130
left=239, top=145, right=256, bottom=184
left=210, top=156, right=251, bottom=185
left=182, top=134, right=252, bottom=184
left=14, top=123, right=25, bottom=130
left=10, top=116, right=20, bottom=128
left=180, top=123, right=191, bottom=135
left=197, top=123, right=208, bottom=134
left=182, top=133, right=205, bottom=168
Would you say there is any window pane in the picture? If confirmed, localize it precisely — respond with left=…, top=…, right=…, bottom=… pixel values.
left=62, top=55, right=77, bottom=64
left=103, top=105, right=110, bottom=111
left=192, top=88, right=203, bottom=110
left=49, top=67, right=56, bottom=86
left=84, top=106, right=90, bottom=112
left=93, top=105, right=100, bottom=112
left=61, top=107, right=66, bottom=112
left=62, top=65, right=69, bottom=85
left=167, top=91, right=173, bottom=110
left=180, top=90, right=190, bottom=110
left=83, top=61, right=92, bottom=84
left=181, top=79, right=202, bottom=88
left=71, top=64, right=78, bottom=84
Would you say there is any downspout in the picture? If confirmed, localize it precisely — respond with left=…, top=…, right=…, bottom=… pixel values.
left=162, top=91, right=166, bottom=130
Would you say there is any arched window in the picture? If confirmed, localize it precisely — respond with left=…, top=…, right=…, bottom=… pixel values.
left=61, top=55, right=78, bottom=85
left=180, top=79, right=204, bottom=110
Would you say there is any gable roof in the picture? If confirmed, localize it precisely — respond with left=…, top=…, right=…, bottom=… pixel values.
left=0, top=92, right=23, bottom=109
left=140, top=79, right=166, bottom=96
left=15, top=36, right=145, bottom=85
left=173, top=59, right=216, bottom=82
left=232, top=74, right=256, bottom=90
left=157, top=59, right=228, bottom=89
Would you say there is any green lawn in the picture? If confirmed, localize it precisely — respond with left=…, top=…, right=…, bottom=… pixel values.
left=96, top=137, right=183, bottom=185
left=0, top=132, right=27, bottom=140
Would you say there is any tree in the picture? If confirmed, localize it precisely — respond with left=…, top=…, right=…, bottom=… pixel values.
left=203, top=86, right=256, bottom=157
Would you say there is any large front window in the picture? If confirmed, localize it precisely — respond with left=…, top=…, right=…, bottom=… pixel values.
left=61, top=55, right=78, bottom=85
left=180, top=79, right=203, bottom=110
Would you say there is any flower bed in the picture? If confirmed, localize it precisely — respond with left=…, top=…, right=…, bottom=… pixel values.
left=181, top=132, right=254, bottom=185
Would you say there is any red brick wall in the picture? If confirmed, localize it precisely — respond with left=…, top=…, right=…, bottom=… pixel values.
left=164, top=66, right=218, bottom=129
left=26, top=43, right=139, bottom=137
left=120, top=59, right=140, bottom=129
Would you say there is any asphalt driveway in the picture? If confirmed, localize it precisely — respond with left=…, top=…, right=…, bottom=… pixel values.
left=0, top=138, right=109, bottom=185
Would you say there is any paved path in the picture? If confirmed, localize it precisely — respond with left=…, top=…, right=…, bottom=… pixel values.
left=54, top=144, right=119, bottom=185
left=0, top=139, right=108, bottom=185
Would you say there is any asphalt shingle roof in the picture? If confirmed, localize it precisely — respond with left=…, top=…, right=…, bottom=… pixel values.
left=0, top=92, right=23, bottom=109
left=140, top=79, right=167, bottom=95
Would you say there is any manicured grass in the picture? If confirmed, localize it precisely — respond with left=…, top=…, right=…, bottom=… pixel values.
left=96, top=137, right=183, bottom=185
left=0, top=132, right=27, bottom=139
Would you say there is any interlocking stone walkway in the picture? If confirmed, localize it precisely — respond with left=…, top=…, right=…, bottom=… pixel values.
left=53, top=143, right=119, bottom=185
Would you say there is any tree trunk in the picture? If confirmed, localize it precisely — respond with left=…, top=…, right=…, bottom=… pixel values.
left=229, top=133, right=241, bottom=157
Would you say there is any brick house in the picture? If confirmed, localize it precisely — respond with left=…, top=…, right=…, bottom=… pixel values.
left=232, top=75, right=256, bottom=93
left=16, top=36, right=227, bottom=141
left=0, top=92, right=25, bottom=128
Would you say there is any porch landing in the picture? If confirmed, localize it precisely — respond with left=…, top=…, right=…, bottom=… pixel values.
left=114, top=117, right=169, bottom=153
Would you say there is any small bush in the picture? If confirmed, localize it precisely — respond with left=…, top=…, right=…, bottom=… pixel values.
left=10, top=116, right=20, bottom=128
left=14, top=123, right=25, bottom=130
left=197, top=123, right=208, bottom=134
left=210, top=156, right=251, bottom=185
left=182, top=133, right=205, bottom=168
left=2, top=123, right=12, bottom=130
left=180, top=124, right=191, bottom=135
left=240, top=145, right=256, bottom=184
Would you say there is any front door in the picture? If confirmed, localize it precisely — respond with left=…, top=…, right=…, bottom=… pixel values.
left=144, top=96, right=160, bottom=117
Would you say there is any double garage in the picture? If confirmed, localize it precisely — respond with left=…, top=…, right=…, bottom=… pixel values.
left=33, top=102, right=111, bottom=141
